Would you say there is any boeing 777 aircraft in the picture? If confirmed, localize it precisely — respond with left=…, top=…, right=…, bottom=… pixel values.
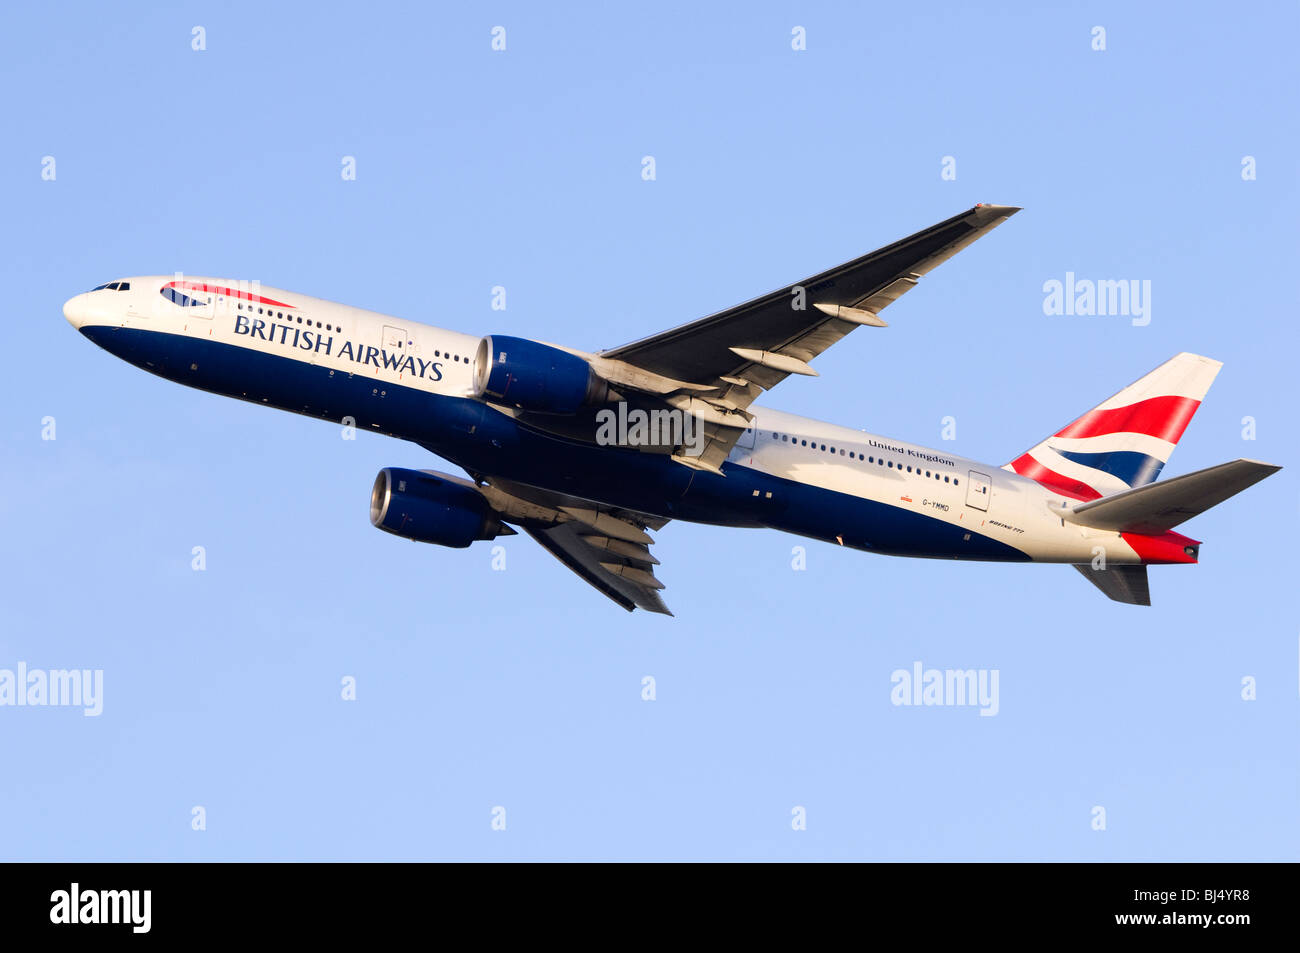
left=64, top=205, right=1279, bottom=613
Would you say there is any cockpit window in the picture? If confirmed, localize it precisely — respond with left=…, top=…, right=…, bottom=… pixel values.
left=117, top=281, right=130, bottom=291
left=90, top=281, right=129, bottom=291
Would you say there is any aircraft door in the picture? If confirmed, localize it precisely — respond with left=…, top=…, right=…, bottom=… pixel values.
left=381, top=324, right=409, bottom=360
left=209, top=287, right=232, bottom=322
left=965, top=470, right=991, bottom=511
left=124, top=279, right=149, bottom=318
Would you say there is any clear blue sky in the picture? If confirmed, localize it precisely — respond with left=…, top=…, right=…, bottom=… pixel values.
left=1, top=1, right=1295, bottom=860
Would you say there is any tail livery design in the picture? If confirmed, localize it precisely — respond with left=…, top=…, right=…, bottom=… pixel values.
left=1004, top=352, right=1278, bottom=605
left=1004, top=352, right=1220, bottom=501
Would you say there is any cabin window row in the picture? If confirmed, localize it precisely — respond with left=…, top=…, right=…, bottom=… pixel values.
left=232, top=302, right=466, bottom=362
left=768, top=432, right=959, bottom=486
left=238, top=302, right=340, bottom=333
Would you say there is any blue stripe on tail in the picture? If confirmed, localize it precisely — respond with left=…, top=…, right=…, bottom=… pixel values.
left=1053, top=449, right=1165, bottom=488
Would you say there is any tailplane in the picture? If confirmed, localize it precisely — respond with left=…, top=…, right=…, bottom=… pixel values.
left=1058, top=458, right=1281, bottom=534
left=1069, top=458, right=1281, bottom=606
left=1006, top=352, right=1222, bottom=500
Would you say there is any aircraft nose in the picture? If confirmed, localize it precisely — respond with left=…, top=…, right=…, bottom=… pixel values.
left=63, top=293, right=90, bottom=329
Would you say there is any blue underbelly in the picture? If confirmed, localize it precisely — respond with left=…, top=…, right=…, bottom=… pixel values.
left=80, top=326, right=1030, bottom=562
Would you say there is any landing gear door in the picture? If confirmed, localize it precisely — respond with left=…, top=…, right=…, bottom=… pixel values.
left=965, top=470, right=991, bottom=511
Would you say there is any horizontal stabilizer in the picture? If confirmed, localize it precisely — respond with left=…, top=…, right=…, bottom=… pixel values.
left=1073, top=564, right=1151, bottom=606
left=1058, top=459, right=1281, bottom=534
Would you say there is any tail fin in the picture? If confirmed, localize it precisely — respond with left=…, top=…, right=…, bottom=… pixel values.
left=1005, top=352, right=1221, bottom=500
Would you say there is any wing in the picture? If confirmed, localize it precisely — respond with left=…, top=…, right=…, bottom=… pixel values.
left=598, top=204, right=1020, bottom=473
left=475, top=476, right=672, bottom=615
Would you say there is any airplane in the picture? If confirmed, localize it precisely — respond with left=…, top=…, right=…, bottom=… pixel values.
left=63, top=205, right=1280, bottom=614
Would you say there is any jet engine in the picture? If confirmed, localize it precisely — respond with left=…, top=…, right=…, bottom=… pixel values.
left=369, top=468, right=513, bottom=548
left=473, top=335, right=609, bottom=414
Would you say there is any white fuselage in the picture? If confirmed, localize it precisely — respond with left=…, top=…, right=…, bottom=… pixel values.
left=64, top=276, right=1162, bottom=565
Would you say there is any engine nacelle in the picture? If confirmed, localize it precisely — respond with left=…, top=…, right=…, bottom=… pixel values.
left=473, top=335, right=608, bottom=414
left=369, top=468, right=509, bottom=548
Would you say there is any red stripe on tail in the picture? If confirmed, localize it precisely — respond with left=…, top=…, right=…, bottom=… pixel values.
left=1008, top=454, right=1103, bottom=501
left=1055, top=395, right=1200, bottom=443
